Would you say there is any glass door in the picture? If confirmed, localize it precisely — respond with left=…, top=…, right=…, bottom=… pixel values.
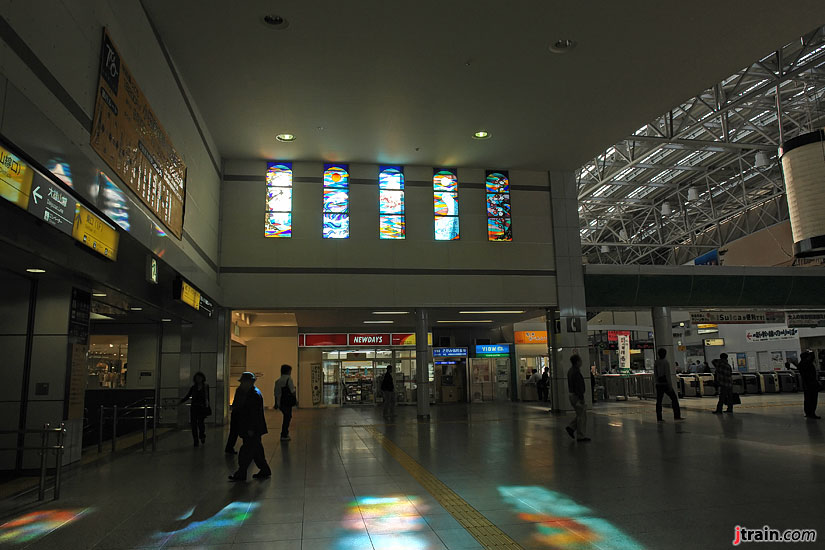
left=341, top=361, right=375, bottom=404
left=321, top=352, right=341, bottom=405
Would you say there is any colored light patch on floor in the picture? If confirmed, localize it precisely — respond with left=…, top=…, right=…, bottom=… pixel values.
left=0, top=508, right=91, bottom=544
left=153, top=501, right=259, bottom=546
left=498, top=486, right=644, bottom=550
left=335, top=495, right=433, bottom=549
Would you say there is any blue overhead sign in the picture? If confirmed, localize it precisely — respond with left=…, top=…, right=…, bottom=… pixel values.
left=475, top=344, right=512, bottom=356
left=433, top=347, right=468, bottom=357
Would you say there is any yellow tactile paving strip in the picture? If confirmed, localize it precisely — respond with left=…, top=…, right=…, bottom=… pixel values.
left=363, top=425, right=523, bottom=550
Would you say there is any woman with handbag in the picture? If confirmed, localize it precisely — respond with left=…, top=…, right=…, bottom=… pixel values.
left=180, top=371, right=211, bottom=447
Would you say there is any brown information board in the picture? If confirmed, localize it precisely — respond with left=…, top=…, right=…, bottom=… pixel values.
left=90, top=29, right=186, bottom=239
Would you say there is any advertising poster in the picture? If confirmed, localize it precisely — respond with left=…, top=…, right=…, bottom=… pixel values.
left=311, top=363, right=322, bottom=406
left=736, top=352, right=748, bottom=372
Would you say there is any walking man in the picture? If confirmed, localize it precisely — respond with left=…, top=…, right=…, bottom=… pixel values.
left=380, top=365, right=396, bottom=419
left=654, top=348, right=683, bottom=422
left=224, top=386, right=244, bottom=454
left=228, top=372, right=271, bottom=481
left=565, top=355, right=590, bottom=442
left=798, top=351, right=821, bottom=419
left=714, top=353, right=734, bottom=414
left=274, top=364, right=297, bottom=441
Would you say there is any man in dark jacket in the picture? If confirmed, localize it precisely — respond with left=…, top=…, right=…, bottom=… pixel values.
left=564, top=355, right=590, bottom=442
left=713, top=354, right=734, bottom=414
left=798, top=351, right=821, bottom=419
left=229, top=372, right=271, bottom=481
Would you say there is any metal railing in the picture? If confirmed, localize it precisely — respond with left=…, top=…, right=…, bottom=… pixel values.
left=0, top=423, right=66, bottom=501
left=97, top=398, right=158, bottom=454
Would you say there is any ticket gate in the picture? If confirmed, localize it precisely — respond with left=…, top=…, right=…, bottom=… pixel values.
left=730, top=372, right=744, bottom=395
left=677, top=374, right=700, bottom=397
left=758, top=372, right=780, bottom=393
left=742, top=373, right=760, bottom=394
left=697, top=373, right=717, bottom=396
left=776, top=371, right=798, bottom=392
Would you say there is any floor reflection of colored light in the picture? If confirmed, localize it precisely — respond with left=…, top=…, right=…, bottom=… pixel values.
left=0, top=509, right=91, bottom=543
left=336, top=495, right=430, bottom=550
left=499, top=487, right=644, bottom=550
left=154, top=501, right=258, bottom=545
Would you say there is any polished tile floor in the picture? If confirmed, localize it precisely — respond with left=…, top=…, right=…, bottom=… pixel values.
left=1, top=393, right=823, bottom=550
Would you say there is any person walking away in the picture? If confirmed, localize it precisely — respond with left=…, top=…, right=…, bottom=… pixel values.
left=798, top=351, right=821, bottom=419
left=229, top=372, right=271, bottom=481
left=380, top=365, right=396, bottom=419
left=654, top=348, right=684, bottom=422
left=714, top=353, right=735, bottom=414
left=539, top=367, right=550, bottom=402
left=528, top=369, right=541, bottom=401
left=224, top=385, right=245, bottom=454
left=179, top=372, right=211, bottom=447
left=274, top=364, right=297, bottom=441
left=564, top=355, right=590, bottom=442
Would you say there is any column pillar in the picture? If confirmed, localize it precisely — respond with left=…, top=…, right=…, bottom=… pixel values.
left=549, top=171, right=590, bottom=411
left=415, top=308, right=430, bottom=419
left=652, top=307, right=676, bottom=386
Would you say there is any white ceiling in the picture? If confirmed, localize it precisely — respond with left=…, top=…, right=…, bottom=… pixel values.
left=143, top=1, right=824, bottom=170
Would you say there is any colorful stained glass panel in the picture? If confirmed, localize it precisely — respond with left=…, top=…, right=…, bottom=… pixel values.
left=379, top=167, right=404, bottom=190
left=486, top=172, right=509, bottom=193
left=486, top=194, right=511, bottom=217
left=434, top=192, right=458, bottom=216
left=379, top=190, right=405, bottom=214
left=323, top=189, right=348, bottom=213
left=379, top=215, right=405, bottom=239
left=435, top=216, right=460, bottom=241
left=323, top=165, right=349, bottom=188
left=487, top=217, right=512, bottom=241
left=265, top=213, right=292, bottom=238
left=266, top=163, right=293, bottom=187
left=267, top=187, right=292, bottom=211
left=323, top=213, right=349, bottom=239
left=433, top=170, right=458, bottom=191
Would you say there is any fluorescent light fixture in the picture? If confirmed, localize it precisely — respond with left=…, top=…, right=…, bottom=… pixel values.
left=371, top=311, right=410, bottom=315
left=161, top=318, right=172, bottom=322
left=364, top=320, right=394, bottom=324
left=459, top=310, right=524, bottom=314
left=130, top=307, right=143, bottom=311
left=90, top=312, right=114, bottom=321
left=26, top=268, right=46, bottom=273
left=437, top=320, right=493, bottom=323
left=92, top=293, right=107, bottom=297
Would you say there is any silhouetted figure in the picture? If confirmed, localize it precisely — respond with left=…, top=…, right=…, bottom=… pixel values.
left=380, top=366, right=396, bottom=419
left=224, top=387, right=244, bottom=454
left=229, top=372, right=270, bottom=481
left=714, top=353, right=734, bottom=414
left=539, top=367, right=550, bottom=402
left=565, top=355, right=590, bottom=442
left=179, top=372, right=210, bottom=447
left=274, top=364, right=297, bottom=441
left=798, top=352, right=821, bottom=419
left=654, top=348, right=683, bottom=422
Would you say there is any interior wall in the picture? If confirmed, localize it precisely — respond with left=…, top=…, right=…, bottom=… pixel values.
left=243, top=327, right=299, bottom=409
left=721, top=221, right=794, bottom=267
left=0, top=272, right=31, bottom=470
left=220, top=160, right=556, bottom=308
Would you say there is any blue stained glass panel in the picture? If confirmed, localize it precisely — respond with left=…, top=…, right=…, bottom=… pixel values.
left=487, top=217, right=512, bottom=241
left=433, top=170, right=458, bottom=191
left=379, top=215, right=405, bottom=239
left=323, top=189, right=348, bottom=213
left=323, top=165, right=349, bottom=188
left=323, top=213, right=350, bottom=239
left=267, top=187, right=292, bottom=211
left=266, top=163, right=293, bottom=187
left=434, top=192, right=458, bottom=216
left=486, top=172, right=509, bottom=193
left=379, top=190, right=405, bottom=214
left=435, top=216, right=460, bottom=241
left=486, top=194, right=511, bottom=217
left=379, top=167, right=404, bottom=190
left=265, top=213, right=292, bottom=238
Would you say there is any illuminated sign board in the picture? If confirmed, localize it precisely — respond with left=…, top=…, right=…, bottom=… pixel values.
left=0, top=145, right=34, bottom=209
left=180, top=281, right=201, bottom=310
left=514, top=331, right=547, bottom=344
left=301, top=333, right=432, bottom=347
left=703, top=338, right=725, bottom=346
left=72, top=204, right=119, bottom=260
left=433, top=347, right=468, bottom=357
left=28, top=175, right=77, bottom=236
left=475, top=344, right=512, bottom=356
left=348, top=334, right=390, bottom=346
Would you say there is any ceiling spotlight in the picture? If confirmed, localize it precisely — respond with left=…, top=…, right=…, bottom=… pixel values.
left=472, top=130, right=491, bottom=140
left=618, top=229, right=628, bottom=241
left=261, top=15, right=289, bottom=29
left=687, top=187, right=699, bottom=201
left=661, top=201, right=672, bottom=216
left=549, top=39, right=577, bottom=54
left=600, top=245, right=610, bottom=253
left=276, top=133, right=296, bottom=142
left=26, top=268, right=46, bottom=273
left=754, top=151, right=771, bottom=170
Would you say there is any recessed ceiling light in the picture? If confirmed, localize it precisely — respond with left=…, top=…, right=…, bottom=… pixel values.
left=459, top=310, right=525, bottom=314
left=549, top=39, right=577, bottom=54
left=364, top=320, right=394, bottom=324
left=109, top=344, right=114, bottom=348
left=472, top=130, right=491, bottom=140
left=276, top=133, right=296, bottom=142
left=130, top=307, right=143, bottom=311
left=437, top=320, right=494, bottom=323
left=371, top=311, right=410, bottom=315
left=26, top=268, right=46, bottom=273
left=92, top=292, right=107, bottom=297
left=261, top=15, right=289, bottom=29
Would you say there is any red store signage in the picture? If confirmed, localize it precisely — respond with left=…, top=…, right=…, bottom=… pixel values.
left=304, top=334, right=347, bottom=346
left=348, top=334, right=390, bottom=346
left=607, top=330, right=631, bottom=342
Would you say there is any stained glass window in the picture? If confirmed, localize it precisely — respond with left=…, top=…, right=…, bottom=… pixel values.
left=433, top=169, right=459, bottom=240
left=379, top=166, right=405, bottom=239
left=486, top=170, right=512, bottom=241
left=323, top=164, right=349, bottom=238
left=265, top=162, right=292, bottom=238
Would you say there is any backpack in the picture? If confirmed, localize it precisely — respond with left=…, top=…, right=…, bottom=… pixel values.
left=280, top=384, right=297, bottom=409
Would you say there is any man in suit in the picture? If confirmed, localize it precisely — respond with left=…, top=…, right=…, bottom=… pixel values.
left=228, top=372, right=271, bottom=481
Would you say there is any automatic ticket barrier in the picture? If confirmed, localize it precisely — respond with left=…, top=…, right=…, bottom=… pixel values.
left=742, top=373, right=760, bottom=394
left=677, top=374, right=700, bottom=397
left=758, top=372, right=780, bottom=393
left=696, top=373, right=717, bottom=396
left=730, top=372, right=745, bottom=395
left=776, top=371, right=798, bottom=392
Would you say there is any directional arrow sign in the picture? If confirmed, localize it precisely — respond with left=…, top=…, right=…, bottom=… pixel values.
left=27, top=174, right=76, bottom=237
left=32, top=185, right=43, bottom=204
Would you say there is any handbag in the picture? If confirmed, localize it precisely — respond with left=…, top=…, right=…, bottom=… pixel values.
left=730, top=393, right=741, bottom=405
left=281, top=385, right=297, bottom=408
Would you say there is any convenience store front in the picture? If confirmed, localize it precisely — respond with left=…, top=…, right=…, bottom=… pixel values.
left=297, top=332, right=433, bottom=407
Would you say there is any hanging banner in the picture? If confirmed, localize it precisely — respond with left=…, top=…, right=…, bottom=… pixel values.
left=690, top=311, right=780, bottom=324
left=90, top=29, right=186, bottom=239
left=617, top=334, right=631, bottom=372
left=607, top=330, right=631, bottom=342
left=311, top=363, right=322, bottom=406
left=786, top=311, right=825, bottom=328
left=745, top=328, right=798, bottom=342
